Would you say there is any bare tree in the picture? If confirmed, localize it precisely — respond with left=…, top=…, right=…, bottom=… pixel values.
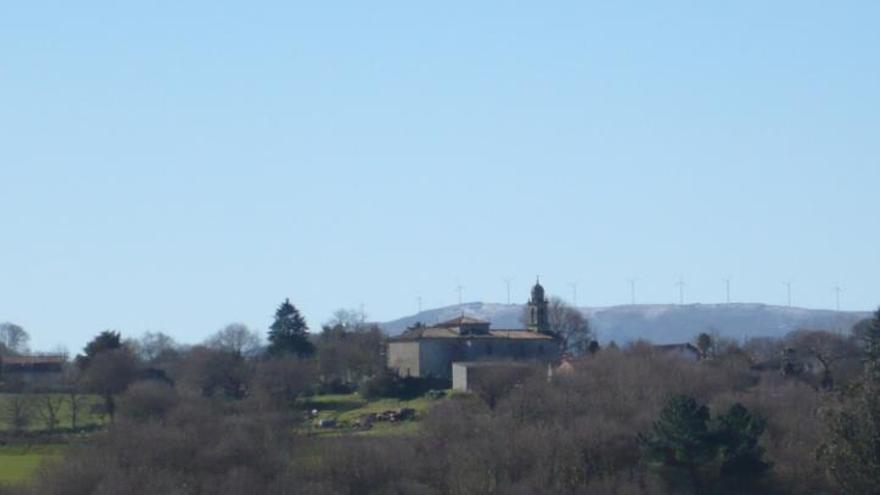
left=177, top=345, right=251, bottom=399
left=252, top=355, right=317, bottom=410
left=117, top=381, right=179, bottom=423
left=744, top=337, right=784, bottom=363
left=326, top=308, right=366, bottom=329
left=129, top=331, right=178, bottom=364
left=3, top=394, right=33, bottom=433
left=0, top=322, right=30, bottom=354
left=206, top=323, right=262, bottom=356
left=68, top=390, right=87, bottom=430
left=470, top=364, right=538, bottom=409
left=524, top=297, right=593, bottom=354
left=786, top=330, right=860, bottom=389
left=317, top=322, right=385, bottom=387
left=36, top=395, right=66, bottom=431
left=60, top=365, right=86, bottom=429
left=83, top=348, right=140, bottom=422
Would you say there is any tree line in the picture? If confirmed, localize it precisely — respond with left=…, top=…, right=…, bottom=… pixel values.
left=1, top=303, right=879, bottom=494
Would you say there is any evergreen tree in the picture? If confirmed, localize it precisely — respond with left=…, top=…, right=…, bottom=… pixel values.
left=859, top=307, right=880, bottom=373
left=76, top=330, right=123, bottom=370
left=820, top=306, right=880, bottom=493
left=639, top=395, right=716, bottom=491
left=267, top=298, right=315, bottom=357
left=640, top=396, right=773, bottom=493
left=821, top=373, right=880, bottom=494
left=696, top=333, right=714, bottom=359
left=713, top=403, right=771, bottom=478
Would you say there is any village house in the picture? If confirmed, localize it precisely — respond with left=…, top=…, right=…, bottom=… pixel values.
left=652, top=342, right=702, bottom=361
left=0, top=354, right=66, bottom=389
left=387, top=281, right=563, bottom=380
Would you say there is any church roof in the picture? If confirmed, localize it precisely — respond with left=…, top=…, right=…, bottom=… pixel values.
left=435, top=315, right=490, bottom=327
left=389, top=327, right=556, bottom=342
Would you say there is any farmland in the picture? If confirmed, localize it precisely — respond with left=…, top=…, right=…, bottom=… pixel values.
left=0, top=445, right=63, bottom=486
left=0, top=394, right=104, bottom=432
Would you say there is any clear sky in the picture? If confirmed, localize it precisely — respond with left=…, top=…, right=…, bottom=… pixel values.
left=1, top=2, right=878, bottom=352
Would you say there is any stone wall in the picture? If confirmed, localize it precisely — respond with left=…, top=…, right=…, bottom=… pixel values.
left=389, top=337, right=562, bottom=380
left=386, top=341, right=420, bottom=377
left=418, top=340, right=459, bottom=379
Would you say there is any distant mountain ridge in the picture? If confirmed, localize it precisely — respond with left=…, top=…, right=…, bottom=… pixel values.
left=380, top=302, right=871, bottom=344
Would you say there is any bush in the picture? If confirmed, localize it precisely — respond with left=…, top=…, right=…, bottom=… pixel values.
left=117, top=380, right=179, bottom=423
left=358, top=372, right=401, bottom=400
left=27, top=395, right=294, bottom=495
left=358, top=372, right=447, bottom=400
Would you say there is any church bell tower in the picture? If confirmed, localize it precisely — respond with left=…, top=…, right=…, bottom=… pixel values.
left=527, top=278, right=549, bottom=333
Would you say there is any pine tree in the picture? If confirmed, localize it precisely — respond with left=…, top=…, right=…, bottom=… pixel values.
left=267, top=298, right=315, bottom=357
left=639, top=395, right=716, bottom=491
left=713, top=403, right=771, bottom=478
left=819, top=307, right=880, bottom=493
left=76, top=330, right=123, bottom=370
left=696, top=333, right=714, bottom=360
left=640, top=397, right=772, bottom=493
left=821, top=374, right=880, bottom=493
left=860, top=307, right=880, bottom=373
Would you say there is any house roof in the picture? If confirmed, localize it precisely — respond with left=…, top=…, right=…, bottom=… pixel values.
left=435, top=315, right=489, bottom=327
left=2, top=355, right=66, bottom=366
left=389, top=327, right=556, bottom=342
left=750, top=358, right=783, bottom=371
left=452, top=361, right=538, bottom=369
left=653, top=343, right=700, bottom=354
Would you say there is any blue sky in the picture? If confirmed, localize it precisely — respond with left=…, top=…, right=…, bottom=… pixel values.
left=1, top=2, right=878, bottom=352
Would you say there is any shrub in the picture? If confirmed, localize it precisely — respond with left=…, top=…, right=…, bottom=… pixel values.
left=117, top=380, right=179, bottom=423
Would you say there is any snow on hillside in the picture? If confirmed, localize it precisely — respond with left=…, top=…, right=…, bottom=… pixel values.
left=380, top=302, right=870, bottom=345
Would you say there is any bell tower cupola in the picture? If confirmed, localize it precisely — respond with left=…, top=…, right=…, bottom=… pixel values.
left=527, top=277, right=549, bottom=333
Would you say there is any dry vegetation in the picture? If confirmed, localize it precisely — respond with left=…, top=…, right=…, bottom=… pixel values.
left=3, top=346, right=849, bottom=495
left=3, top=307, right=879, bottom=495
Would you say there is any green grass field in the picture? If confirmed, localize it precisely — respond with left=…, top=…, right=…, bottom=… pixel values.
left=0, top=392, right=444, bottom=485
left=299, top=392, right=446, bottom=437
left=0, top=445, right=64, bottom=486
left=0, top=393, right=104, bottom=432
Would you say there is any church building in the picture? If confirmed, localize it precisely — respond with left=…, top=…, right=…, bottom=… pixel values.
left=387, top=281, right=563, bottom=380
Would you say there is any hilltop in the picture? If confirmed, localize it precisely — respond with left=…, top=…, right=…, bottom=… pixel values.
left=380, top=302, right=870, bottom=344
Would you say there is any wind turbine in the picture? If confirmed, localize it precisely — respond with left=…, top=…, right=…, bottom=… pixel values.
left=455, top=282, right=465, bottom=306
left=675, top=277, right=685, bottom=305
left=783, top=281, right=792, bottom=307
left=834, top=285, right=843, bottom=311
left=627, top=278, right=637, bottom=305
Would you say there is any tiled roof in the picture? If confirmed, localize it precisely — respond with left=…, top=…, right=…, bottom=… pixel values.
left=489, top=330, right=556, bottom=340
left=435, top=316, right=490, bottom=327
left=2, top=355, right=66, bottom=366
left=653, top=343, right=700, bottom=354
left=389, top=327, right=556, bottom=342
left=452, top=361, right=538, bottom=368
